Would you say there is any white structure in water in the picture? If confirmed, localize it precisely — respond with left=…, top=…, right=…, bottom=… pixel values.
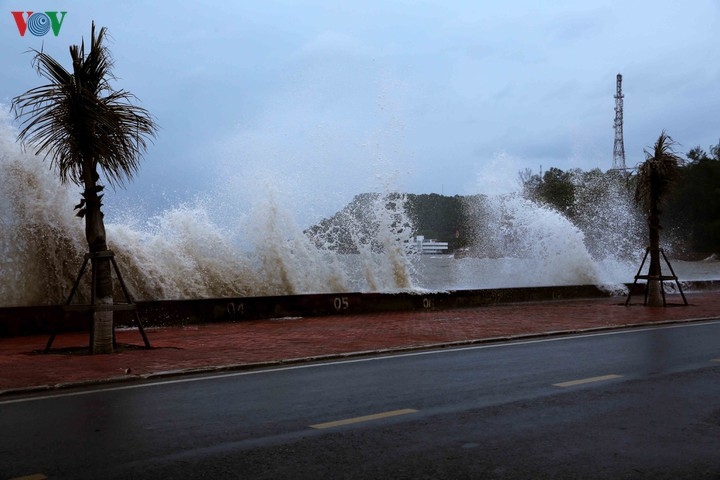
left=414, top=235, right=449, bottom=254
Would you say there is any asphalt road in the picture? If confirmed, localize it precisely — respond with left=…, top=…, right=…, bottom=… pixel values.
left=2, top=320, right=720, bottom=479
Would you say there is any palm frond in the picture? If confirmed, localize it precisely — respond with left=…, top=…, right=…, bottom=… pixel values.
left=11, top=21, right=158, bottom=188
left=634, top=131, right=683, bottom=211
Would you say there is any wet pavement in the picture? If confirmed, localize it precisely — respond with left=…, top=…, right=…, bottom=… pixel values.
left=0, top=291, right=717, bottom=395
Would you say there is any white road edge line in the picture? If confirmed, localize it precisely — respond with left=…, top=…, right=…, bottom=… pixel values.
left=2, top=319, right=719, bottom=405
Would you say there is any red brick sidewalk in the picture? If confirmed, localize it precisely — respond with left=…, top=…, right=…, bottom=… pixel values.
left=1, top=292, right=717, bottom=395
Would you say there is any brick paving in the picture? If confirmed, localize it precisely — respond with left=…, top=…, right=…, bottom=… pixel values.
left=0, top=291, right=718, bottom=395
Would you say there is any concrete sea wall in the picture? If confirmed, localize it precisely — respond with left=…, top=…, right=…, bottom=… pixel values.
left=1, top=281, right=717, bottom=336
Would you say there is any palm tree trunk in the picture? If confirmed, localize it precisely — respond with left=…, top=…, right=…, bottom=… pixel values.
left=646, top=188, right=663, bottom=307
left=83, top=164, right=114, bottom=354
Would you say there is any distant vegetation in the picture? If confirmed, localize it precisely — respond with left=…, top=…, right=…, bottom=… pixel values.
left=308, top=141, right=720, bottom=258
left=405, top=193, right=466, bottom=251
left=521, top=141, right=720, bottom=258
left=666, top=143, right=720, bottom=257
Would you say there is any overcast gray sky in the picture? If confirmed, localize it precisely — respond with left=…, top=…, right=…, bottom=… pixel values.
left=2, top=1, right=719, bottom=222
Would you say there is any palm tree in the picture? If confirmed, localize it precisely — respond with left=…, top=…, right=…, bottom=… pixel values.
left=634, top=131, right=682, bottom=306
left=12, top=22, right=157, bottom=353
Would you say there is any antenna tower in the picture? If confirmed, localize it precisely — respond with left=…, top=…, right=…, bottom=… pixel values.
left=613, top=73, right=626, bottom=170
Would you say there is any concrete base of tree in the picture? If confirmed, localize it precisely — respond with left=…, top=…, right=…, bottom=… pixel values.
left=646, top=280, right=664, bottom=307
left=92, top=297, right=114, bottom=354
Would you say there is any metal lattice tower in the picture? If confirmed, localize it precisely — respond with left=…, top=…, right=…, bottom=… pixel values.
left=613, top=73, right=626, bottom=170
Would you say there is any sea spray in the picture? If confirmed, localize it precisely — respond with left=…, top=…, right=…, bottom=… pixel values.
left=245, top=186, right=349, bottom=296
left=107, top=204, right=256, bottom=300
left=568, top=169, right=644, bottom=262
left=461, top=194, right=603, bottom=287
left=0, top=96, right=661, bottom=306
left=0, top=106, right=418, bottom=305
left=0, top=110, right=87, bottom=305
left=306, top=192, right=416, bottom=292
left=353, top=192, right=415, bottom=292
left=567, top=170, right=644, bottom=288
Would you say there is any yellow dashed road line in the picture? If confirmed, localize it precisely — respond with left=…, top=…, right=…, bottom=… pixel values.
left=553, top=374, right=623, bottom=388
left=310, top=408, right=418, bottom=429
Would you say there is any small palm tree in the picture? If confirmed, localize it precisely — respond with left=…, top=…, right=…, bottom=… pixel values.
left=12, top=22, right=157, bottom=353
left=634, top=131, right=682, bottom=306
